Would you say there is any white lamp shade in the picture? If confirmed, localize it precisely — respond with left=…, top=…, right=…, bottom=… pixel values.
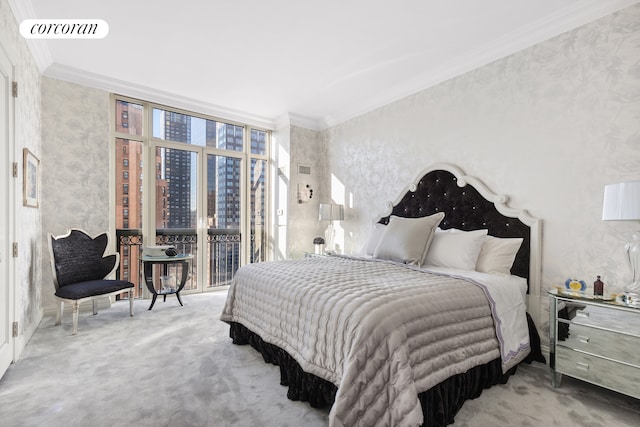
left=602, top=181, right=640, bottom=221
left=319, top=203, right=344, bottom=221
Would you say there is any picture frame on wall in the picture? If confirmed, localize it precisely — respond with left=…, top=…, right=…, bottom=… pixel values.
left=23, top=148, right=39, bottom=208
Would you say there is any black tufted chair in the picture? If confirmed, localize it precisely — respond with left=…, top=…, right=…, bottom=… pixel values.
left=48, top=229, right=134, bottom=335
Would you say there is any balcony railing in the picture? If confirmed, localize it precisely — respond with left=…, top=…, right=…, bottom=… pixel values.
left=115, top=228, right=241, bottom=298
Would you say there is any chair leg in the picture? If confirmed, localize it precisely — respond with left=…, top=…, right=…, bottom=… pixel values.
left=55, top=301, right=63, bottom=326
left=71, top=301, right=79, bottom=335
left=129, top=292, right=134, bottom=317
left=92, top=299, right=98, bottom=315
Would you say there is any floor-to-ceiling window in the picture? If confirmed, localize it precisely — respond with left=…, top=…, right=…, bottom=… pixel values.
left=112, top=96, right=269, bottom=296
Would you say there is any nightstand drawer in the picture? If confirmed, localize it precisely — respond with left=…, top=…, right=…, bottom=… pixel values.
left=559, top=298, right=640, bottom=333
left=557, top=323, right=640, bottom=366
left=556, top=347, right=640, bottom=399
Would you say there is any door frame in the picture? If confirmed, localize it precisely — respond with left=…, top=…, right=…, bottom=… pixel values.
left=147, top=140, right=246, bottom=293
left=0, top=41, right=16, bottom=378
left=146, top=140, right=205, bottom=294
left=201, top=146, right=247, bottom=288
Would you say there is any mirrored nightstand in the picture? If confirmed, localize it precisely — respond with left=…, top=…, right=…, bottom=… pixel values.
left=549, top=288, right=640, bottom=399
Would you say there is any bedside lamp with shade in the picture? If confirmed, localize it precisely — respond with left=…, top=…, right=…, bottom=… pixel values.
left=319, top=203, right=344, bottom=254
left=602, top=181, right=640, bottom=293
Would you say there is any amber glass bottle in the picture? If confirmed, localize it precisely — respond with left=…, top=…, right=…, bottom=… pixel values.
left=594, top=275, right=604, bottom=296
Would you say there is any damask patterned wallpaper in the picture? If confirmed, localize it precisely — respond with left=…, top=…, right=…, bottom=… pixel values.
left=1, top=0, right=43, bottom=356
left=318, top=4, right=640, bottom=331
left=286, top=125, right=328, bottom=259
left=41, top=78, right=110, bottom=310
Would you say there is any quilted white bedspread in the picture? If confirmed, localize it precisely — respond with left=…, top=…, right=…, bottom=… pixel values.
left=220, top=255, right=531, bottom=427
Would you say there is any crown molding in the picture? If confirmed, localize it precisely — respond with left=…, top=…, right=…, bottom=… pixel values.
left=274, top=113, right=323, bottom=131
left=10, top=0, right=638, bottom=132
left=320, top=0, right=640, bottom=129
left=7, top=0, right=53, bottom=72
left=273, top=113, right=291, bottom=130
left=289, top=113, right=323, bottom=131
left=43, top=63, right=277, bottom=130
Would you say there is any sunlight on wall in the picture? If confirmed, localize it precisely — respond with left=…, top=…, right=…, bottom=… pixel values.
left=330, top=174, right=345, bottom=204
left=330, top=174, right=346, bottom=254
left=274, top=133, right=290, bottom=260
left=346, top=191, right=355, bottom=252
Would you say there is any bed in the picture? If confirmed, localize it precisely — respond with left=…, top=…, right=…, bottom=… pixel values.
left=221, top=163, right=545, bottom=427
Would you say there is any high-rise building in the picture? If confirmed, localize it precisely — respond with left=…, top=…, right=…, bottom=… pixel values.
left=216, top=124, right=243, bottom=229
left=163, top=112, right=193, bottom=228
left=114, top=101, right=145, bottom=296
left=115, top=103, right=267, bottom=290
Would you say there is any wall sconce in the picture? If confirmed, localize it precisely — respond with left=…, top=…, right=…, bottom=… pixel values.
left=297, top=184, right=313, bottom=204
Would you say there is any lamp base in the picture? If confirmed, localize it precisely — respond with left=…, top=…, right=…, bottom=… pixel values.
left=324, top=223, right=335, bottom=255
left=624, top=234, right=640, bottom=294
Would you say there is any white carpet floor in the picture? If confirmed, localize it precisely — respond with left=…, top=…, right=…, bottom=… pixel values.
left=0, top=291, right=637, bottom=427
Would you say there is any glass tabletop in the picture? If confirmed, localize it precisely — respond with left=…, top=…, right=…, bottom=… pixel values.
left=549, top=287, right=640, bottom=310
left=140, top=254, right=193, bottom=262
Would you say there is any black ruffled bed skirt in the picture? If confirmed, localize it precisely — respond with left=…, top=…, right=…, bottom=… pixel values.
left=229, top=314, right=544, bottom=427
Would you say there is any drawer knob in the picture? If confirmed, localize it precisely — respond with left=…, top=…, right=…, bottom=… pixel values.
left=576, top=311, right=590, bottom=318
left=578, top=335, right=590, bottom=343
left=576, top=362, right=590, bottom=371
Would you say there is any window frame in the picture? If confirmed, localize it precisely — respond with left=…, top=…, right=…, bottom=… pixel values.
left=110, top=94, right=271, bottom=292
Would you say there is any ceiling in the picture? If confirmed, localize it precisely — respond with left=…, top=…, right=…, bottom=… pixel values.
left=10, top=0, right=639, bottom=130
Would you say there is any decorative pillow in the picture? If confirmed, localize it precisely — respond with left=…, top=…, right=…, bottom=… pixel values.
left=422, top=228, right=488, bottom=270
left=374, top=213, right=445, bottom=265
left=360, top=223, right=386, bottom=256
left=475, top=235, right=523, bottom=275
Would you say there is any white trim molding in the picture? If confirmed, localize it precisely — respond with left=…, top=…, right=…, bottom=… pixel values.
left=320, top=0, right=640, bottom=129
left=9, top=0, right=639, bottom=131
left=43, top=63, right=276, bottom=130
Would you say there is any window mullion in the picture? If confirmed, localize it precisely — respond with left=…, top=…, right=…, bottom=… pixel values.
left=114, top=95, right=269, bottom=294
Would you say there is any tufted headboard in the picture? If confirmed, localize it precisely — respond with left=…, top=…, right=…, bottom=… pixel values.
left=378, top=164, right=541, bottom=294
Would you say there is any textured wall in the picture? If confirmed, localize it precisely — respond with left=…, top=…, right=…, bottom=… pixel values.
left=320, top=5, right=640, bottom=332
left=41, top=77, right=110, bottom=310
left=1, top=0, right=43, bottom=356
left=286, top=125, right=329, bottom=259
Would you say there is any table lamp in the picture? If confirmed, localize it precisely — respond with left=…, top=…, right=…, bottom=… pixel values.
left=319, top=203, right=344, bottom=254
left=602, top=181, right=640, bottom=293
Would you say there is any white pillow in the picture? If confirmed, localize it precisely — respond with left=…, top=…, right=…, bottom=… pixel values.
left=360, top=223, right=386, bottom=256
left=373, top=213, right=445, bottom=265
left=423, top=228, right=488, bottom=270
left=476, top=235, right=523, bottom=275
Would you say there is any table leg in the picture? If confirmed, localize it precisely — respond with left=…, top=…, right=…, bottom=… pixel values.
left=148, top=294, right=158, bottom=311
left=143, top=258, right=190, bottom=310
